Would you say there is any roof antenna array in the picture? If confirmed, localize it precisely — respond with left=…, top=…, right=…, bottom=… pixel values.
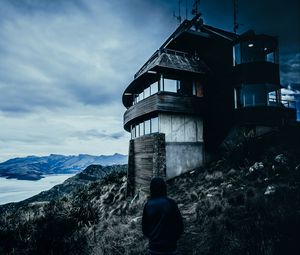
left=173, top=0, right=182, bottom=25
left=192, top=0, right=201, bottom=17
left=233, top=0, right=239, bottom=34
left=185, top=0, right=188, bottom=20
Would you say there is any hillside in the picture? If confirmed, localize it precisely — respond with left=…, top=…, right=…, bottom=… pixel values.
left=0, top=126, right=299, bottom=255
left=0, top=153, right=127, bottom=180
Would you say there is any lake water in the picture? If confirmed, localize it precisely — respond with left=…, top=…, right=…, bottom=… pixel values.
left=0, top=174, right=75, bottom=205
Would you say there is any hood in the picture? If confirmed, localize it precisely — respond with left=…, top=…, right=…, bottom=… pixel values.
left=150, top=177, right=167, bottom=198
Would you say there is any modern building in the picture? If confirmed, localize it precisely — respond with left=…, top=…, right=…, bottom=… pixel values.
left=122, top=15, right=296, bottom=195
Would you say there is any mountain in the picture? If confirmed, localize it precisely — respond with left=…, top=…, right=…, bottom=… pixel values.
left=0, top=153, right=127, bottom=180
left=0, top=164, right=127, bottom=214
left=0, top=126, right=299, bottom=254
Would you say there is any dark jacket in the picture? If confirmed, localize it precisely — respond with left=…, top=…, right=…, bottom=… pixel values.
left=142, top=177, right=184, bottom=252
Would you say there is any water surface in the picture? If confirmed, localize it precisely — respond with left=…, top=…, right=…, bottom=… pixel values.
left=0, top=174, right=75, bottom=205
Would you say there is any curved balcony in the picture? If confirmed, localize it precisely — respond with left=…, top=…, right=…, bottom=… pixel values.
left=122, top=49, right=210, bottom=108
left=233, top=62, right=280, bottom=85
left=123, top=92, right=205, bottom=131
left=234, top=106, right=296, bottom=126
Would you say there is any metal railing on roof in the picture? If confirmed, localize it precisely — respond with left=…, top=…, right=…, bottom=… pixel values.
left=134, top=48, right=190, bottom=79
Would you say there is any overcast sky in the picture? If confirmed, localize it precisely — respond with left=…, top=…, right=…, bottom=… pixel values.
left=0, top=0, right=299, bottom=162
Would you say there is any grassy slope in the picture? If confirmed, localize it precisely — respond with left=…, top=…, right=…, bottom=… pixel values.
left=0, top=126, right=299, bottom=255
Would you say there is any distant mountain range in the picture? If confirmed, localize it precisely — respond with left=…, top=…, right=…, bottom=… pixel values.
left=0, top=153, right=127, bottom=180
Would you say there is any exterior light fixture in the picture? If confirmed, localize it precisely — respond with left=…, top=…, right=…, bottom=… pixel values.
left=248, top=43, right=254, bottom=47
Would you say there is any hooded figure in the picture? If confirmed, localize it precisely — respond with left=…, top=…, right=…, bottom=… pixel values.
left=142, top=177, right=183, bottom=255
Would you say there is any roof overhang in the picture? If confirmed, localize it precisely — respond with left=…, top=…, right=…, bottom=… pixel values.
left=122, top=51, right=210, bottom=107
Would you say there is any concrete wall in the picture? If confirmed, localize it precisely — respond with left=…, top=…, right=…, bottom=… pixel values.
left=166, top=142, right=204, bottom=179
left=127, top=114, right=205, bottom=195
left=159, top=113, right=204, bottom=179
left=159, top=113, right=203, bottom=142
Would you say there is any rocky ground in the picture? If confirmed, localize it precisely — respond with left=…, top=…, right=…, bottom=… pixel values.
left=0, top=126, right=299, bottom=255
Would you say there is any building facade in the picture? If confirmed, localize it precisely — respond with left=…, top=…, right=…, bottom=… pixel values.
left=122, top=15, right=296, bottom=195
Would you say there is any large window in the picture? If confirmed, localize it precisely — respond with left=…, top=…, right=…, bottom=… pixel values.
left=235, top=83, right=281, bottom=108
left=130, top=117, right=159, bottom=139
left=151, top=117, right=159, bottom=133
left=145, top=120, right=150, bottom=135
left=132, top=81, right=159, bottom=106
left=163, top=79, right=178, bottom=93
left=150, top=82, right=159, bottom=95
left=193, top=81, right=204, bottom=97
left=233, top=39, right=278, bottom=66
left=144, top=87, right=150, bottom=98
left=131, top=77, right=203, bottom=106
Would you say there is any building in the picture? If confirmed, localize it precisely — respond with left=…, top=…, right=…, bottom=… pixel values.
left=122, top=15, right=296, bottom=195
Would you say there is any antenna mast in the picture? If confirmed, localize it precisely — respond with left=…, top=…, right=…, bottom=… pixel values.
left=233, top=0, right=239, bottom=34
left=185, top=0, right=188, bottom=20
left=174, top=0, right=182, bottom=25
left=192, top=0, right=201, bottom=16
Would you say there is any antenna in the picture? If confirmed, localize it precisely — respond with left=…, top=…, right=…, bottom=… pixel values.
left=173, top=0, right=182, bottom=25
left=192, top=0, right=201, bottom=16
left=185, top=0, right=188, bottom=20
left=233, top=0, right=239, bottom=34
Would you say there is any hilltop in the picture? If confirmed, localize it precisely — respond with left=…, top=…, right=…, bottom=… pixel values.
left=0, top=153, right=127, bottom=180
left=0, top=126, right=299, bottom=254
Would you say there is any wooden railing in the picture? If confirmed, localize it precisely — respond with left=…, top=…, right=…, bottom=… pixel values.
left=123, top=92, right=204, bottom=131
left=134, top=49, right=190, bottom=79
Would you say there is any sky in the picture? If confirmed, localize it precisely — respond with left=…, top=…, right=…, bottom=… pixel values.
left=0, top=0, right=299, bottom=162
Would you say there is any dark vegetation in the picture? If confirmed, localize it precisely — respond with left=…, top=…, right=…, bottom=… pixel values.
left=0, top=126, right=299, bottom=254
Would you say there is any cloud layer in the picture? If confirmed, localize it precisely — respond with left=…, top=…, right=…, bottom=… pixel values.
left=0, top=0, right=174, bottom=161
left=0, top=0, right=299, bottom=162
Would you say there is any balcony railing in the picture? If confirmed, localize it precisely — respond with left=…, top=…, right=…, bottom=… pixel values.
left=268, top=98, right=296, bottom=108
left=134, top=48, right=190, bottom=79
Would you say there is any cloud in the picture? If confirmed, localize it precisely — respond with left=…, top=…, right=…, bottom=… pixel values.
left=0, top=0, right=172, bottom=161
left=0, top=0, right=299, bottom=162
left=0, top=0, right=170, bottom=115
left=72, top=129, right=124, bottom=140
left=280, top=53, right=300, bottom=85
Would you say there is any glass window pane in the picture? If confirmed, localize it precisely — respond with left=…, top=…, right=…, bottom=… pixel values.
left=164, top=79, right=177, bottom=92
left=131, top=125, right=134, bottom=139
left=234, top=44, right=241, bottom=65
left=266, top=52, right=275, bottom=63
left=151, top=117, right=159, bottom=133
left=138, top=92, right=143, bottom=102
left=145, top=120, right=150, bottom=134
left=150, top=82, right=158, bottom=95
left=136, top=124, right=140, bottom=137
left=139, top=122, right=144, bottom=136
left=144, top=87, right=150, bottom=98
left=131, top=125, right=136, bottom=138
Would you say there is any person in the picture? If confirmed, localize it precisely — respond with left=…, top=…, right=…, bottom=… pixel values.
left=142, top=177, right=184, bottom=255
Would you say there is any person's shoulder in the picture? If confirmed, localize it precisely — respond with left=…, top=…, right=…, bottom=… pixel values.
left=165, top=197, right=178, bottom=206
left=166, top=197, right=175, bottom=203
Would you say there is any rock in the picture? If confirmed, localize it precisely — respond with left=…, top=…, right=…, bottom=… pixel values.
left=274, top=154, right=288, bottom=165
left=227, top=168, right=237, bottom=176
left=205, top=171, right=223, bottom=182
left=226, top=184, right=233, bottom=189
left=189, top=191, right=198, bottom=201
left=249, top=162, right=264, bottom=172
left=264, top=185, right=276, bottom=195
left=247, top=162, right=265, bottom=180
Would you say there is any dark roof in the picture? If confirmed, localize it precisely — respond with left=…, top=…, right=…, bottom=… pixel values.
left=122, top=15, right=238, bottom=107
